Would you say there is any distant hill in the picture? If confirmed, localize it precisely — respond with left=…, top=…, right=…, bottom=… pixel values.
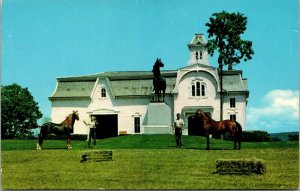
left=270, top=132, right=299, bottom=141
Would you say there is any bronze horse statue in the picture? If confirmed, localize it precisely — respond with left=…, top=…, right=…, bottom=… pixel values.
left=152, top=58, right=166, bottom=102
left=36, top=111, right=79, bottom=150
left=193, top=110, right=242, bottom=150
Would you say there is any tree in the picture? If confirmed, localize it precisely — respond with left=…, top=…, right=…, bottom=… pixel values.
left=1, top=83, right=43, bottom=138
left=288, top=134, right=299, bottom=141
left=206, top=11, right=254, bottom=120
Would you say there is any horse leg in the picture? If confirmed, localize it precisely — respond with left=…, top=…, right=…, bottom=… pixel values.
left=230, top=132, right=236, bottom=149
left=158, top=90, right=161, bottom=102
left=237, top=133, right=241, bottom=150
left=206, top=135, right=210, bottom=150
left=66, top=134, right=72, bottom=149
left=36, top=133, right=42, bottom=150
left=37, top=126, right=47, bottom=150
left=234, top=138, right=237, bottom=150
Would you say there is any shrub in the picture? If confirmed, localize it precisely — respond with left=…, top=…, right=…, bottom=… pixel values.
left=223, top=131, right=272, bottom=142
left=288, top=134, right=299, bottom=141
left=270, top=136, right=282, bottom=142
left=216, top=158, right=266, bottom=175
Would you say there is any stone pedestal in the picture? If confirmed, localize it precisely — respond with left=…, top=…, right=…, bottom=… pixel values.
left=144, top=102, right=172, bottom=134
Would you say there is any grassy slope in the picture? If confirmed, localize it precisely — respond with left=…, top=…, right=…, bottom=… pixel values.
left=1, top=135, right=299, bottom=190
left=2, top=134, right=299, bottom=150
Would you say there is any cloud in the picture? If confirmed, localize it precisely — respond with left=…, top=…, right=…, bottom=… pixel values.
left=247, top=89, right=299, bottom=133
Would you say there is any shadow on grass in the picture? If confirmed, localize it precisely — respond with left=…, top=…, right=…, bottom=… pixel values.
left=167, top=145, right=233, bottom=150
left=40, top=147, right=70, bottom=150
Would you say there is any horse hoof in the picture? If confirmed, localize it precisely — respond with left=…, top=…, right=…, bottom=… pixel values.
left=36, top=144, right=41, bottom=150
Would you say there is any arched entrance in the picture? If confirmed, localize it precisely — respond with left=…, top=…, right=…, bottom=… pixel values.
left=181, top=106, right=213, bottom=136
left=188, top=115, right=204, bottom=136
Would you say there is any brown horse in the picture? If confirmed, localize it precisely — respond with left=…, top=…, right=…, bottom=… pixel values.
left=36, top=111, right=79, bottom=150
left=193, top=110, right=242, bottom=150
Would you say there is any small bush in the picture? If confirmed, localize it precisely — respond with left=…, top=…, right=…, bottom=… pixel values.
left=216, top=158, right=266, bottom=175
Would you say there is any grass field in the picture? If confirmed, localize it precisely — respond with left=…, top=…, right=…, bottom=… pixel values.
left=1, top=135, right=299, bottom=190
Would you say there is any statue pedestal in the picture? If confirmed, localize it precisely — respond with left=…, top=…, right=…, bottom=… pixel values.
left=144, top=102, right=172, bottom=134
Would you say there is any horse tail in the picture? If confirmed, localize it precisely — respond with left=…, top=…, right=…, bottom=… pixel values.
left=235, top=121, right=242, bottom=149
left=236, top=121, right=242, bottom=131
left=38, top=122, right=51, bottom=146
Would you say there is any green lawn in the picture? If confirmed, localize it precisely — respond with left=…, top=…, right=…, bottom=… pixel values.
left=1, top=135, right=299, bottom=190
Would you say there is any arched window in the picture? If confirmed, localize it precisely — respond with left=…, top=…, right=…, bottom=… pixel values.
left=192, top=85, right=195, bottom=96
left=196, top=82, right=201, bottom=96
left=134, top=117, right=140, bottom=133
left=195, top=52, right=199, bottom=60
left=201, top=84, right=206, bottom=96
left=101, top=88, right=106, bottom=97
left=132, top=112, right=141, bottom=134
left=191, top=81, right=206, bottom=97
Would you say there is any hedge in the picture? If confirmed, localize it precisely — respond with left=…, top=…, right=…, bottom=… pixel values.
left=216, top=158, right=266, bottom=175
left=223, top=131, right=272, bottom=142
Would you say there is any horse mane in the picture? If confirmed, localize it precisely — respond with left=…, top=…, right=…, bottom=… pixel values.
left=61, top=112, right=78, bottom=127
left=200, top=111, right=215, bottom=122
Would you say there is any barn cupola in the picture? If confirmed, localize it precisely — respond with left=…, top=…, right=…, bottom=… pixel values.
left=187, top=34, right=210, bottom=66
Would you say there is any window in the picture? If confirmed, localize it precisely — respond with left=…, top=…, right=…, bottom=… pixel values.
left=199, top=51, right=203, bottom=59
left=191, top=81, right=206, bottom=97
left=192, top=85, right=195, bottom=96
left=201, top=84, right=205, bottom=96
left=230, top=115, right=236, bottom=121
left=230, top=98, right=236, bottom=108
left=196, top=82, right=201, bottom=96
left=134, top=117, right=140, bottom=133
left=195, top=51, right=203, bottom=60
left=101, top=88, right=106, bottom=97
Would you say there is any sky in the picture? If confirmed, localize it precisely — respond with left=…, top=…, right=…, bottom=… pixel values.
left=2, top=0, right=299, bottom=133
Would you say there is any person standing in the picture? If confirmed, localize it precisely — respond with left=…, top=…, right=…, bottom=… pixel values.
left=173, top=113, right=185, bottom=148
left=83, top=116, right=98, bottom=148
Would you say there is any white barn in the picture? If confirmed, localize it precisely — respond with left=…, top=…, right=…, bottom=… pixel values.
left=49, top=34, right=249, bottom=138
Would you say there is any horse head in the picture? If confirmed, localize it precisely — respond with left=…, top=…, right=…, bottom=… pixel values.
left=195, top=110, right=210, bottom=121
left=72, top=110, right=80, bottom=121
left=154, top=58, right=164, bottom=68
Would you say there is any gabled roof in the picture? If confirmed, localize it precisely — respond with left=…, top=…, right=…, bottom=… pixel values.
left=49, top=67, right=248, bottom=100
left=188, top=34, right=207, bottom=48
left=177, top=63, right=216, bottom=71
left=49, top=70, right=177, bottom=100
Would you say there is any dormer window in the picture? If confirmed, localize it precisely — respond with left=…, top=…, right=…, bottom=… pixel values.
left=101, top=88, right=106, bottom=97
